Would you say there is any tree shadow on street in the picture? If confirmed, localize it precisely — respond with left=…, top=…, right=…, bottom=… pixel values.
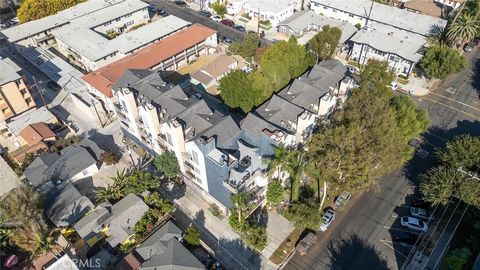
left=217, top=238, right=262, bottom=270
left=327, top=234, right=389, bottom=270
left=471, top=55, right=480, bottom=99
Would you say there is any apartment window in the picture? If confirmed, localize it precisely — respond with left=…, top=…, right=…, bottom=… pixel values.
left=126, top=13, right=132, bottom=18
left=143, top=15, right=149, bottom=19
left=349, top=14, right=354, bottom=18
left=20, top=89, right=27, bottom=96
left=192, top=151, right=199, bottom=164
left=104, top=21, right=112, bottom=26
left=25, top=97, right=32, bottom=105
left=166, top=133, right=173, bottom=145
left=14, top=79, right=21, bottom=87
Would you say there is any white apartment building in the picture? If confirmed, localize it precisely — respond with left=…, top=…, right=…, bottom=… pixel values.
left=111, top=60, right=354, bottom=211
left=243, top=0, right=295, bottom=26
left=309, top=0, right=447, bottom=75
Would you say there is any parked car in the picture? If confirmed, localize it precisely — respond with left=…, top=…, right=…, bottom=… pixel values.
left=211, top=15, right=222, bottom=22
left=9, top=17, right=19, bottom=25
left=464, top=42, right=475, bottom=52
left=157, top=9, right=168, bottom=16
left=199, top=10, right=212, bottom=17
left=221, top=19, right=235, bottom=27
left=410, top=207, right=435, bottom=221
left=175, top=1, right=187, bottom=7
left=0, top=21, right=9, bottom=29
left=392, top=231, right=418, bottom=245
left=335, top=191, right=352, bottom=208
left=223, top=37, right=233, bottom=44
left=319, top=209, right=335, bottom=232
left=147, top=5, right=156, bottom=12
left=295, top=232, right=317, bottom=255
left=234, top=25, right=245, bottom=32
left=473, top=37, right=480, bottom=46
left=411, top=198, right=430, bottom=210
left=46, top=81, right=61, bottom=91
left=400, top=216, right=428, bottom=232
left=390, top=82, right=398, bottom=90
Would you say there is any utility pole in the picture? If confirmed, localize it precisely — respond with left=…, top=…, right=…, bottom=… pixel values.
left=32, top=76, right=48, bottom=109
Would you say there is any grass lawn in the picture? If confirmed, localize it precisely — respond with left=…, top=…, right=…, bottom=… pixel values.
left=269, top=227, right=304, bottom=265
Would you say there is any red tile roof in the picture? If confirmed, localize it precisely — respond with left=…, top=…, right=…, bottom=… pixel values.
left=19, top=122, right=56, bottom=145
left=82, top=24, right=217, bottom=98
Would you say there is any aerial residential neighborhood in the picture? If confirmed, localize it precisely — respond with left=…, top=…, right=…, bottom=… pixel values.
left=0, top=0, right=479, bottom=270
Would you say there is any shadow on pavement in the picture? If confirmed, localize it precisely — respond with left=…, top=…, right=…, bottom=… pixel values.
left=327, top=234, right=389, bottom=270
left=471, top=56, right=480, bottom=99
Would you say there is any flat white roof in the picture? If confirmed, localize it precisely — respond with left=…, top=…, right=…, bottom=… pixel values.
left=311, top=0, right=447, bottom=35
left=44, top=254, right=79, bottom=270
left=53, top=13, right=189, bottom=61
left=1, top=0, right=127, bottom=42
left=351, top=22, right=427, bottom=62
left=244, top=0, right=293, bottom=14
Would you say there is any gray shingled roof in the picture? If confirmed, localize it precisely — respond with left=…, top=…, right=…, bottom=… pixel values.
left=254, top=95, right=304, bottom=133
left=194, top=115, right=241, bottom=148
left=0, top=57, right=21, bottom=85
left=240, top=113, right=283, bottom=139
left=24, top=138, right=102, bottom=187
left=73, top=194, right=148, bottom=247
left=278, top=11, right=357, bottom=43
left=135, top=221, right=204, bottom=270
left=46, top=183, right=94, bottom=227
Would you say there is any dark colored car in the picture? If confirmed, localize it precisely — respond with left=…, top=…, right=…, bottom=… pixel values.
left=392, top=231, right=418, bottom=245
left=220, top=19, right=235, bottom=27
left=147, top=5, right=156, bottom=12
left=46, top=81, right=61, bottom=91
left=411, top=198, right=430, bottom=211
left=175, top=1, right=187, bottom=7
left=223, top=37, right=233, bottom=44
left=199, top=10, right=212, bottom=17
left=157, top=9, right=168, bottom=16
left=233, top=25, right=245, bottom=32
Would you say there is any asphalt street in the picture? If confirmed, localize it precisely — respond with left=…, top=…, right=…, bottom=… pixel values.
left=285, top=48, right=480, bottom=270
left=144, top=0, right=271, bottom=45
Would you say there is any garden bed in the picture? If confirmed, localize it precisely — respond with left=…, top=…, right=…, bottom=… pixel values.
left=269, top=227, right=304, bottom=265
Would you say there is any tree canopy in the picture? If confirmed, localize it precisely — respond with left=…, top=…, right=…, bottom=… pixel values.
left=308, top=25, right=342, bottom=61
left=211, top=1, right=226, bottom=17
left=420, top=45, right=466, bottom=80
left=266, top=180, right=284, bottom=205
left=307, top=61, right=430, bottom=191
left=183, top=226, right=201, bottom=246
left=17, top=0, right=85, bottom=23
left=283, top=200, right=322, bottom=230
left=420, top=135, right=480, bottom=208
left=229, top=33, right=260, bottom=59
left=154, top=152, right=180, bottom=180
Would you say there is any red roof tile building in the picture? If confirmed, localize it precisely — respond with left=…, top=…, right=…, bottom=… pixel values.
left=82, top=24, right=217, bottom=107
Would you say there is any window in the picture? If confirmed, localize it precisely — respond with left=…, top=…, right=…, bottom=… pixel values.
left=192, top=151, right=199, bottom=164
left=166, top=133, right=173, bottom=145
left=126, top=13, right=132, bottom=18
left=82, top=170, right=89, bottom=176
left=25, top=98, right=32, bottom=105
left=20, top=89, right=27, bottom=96
left=116, top=18, right=121, bottom=22
left=14, top=79, right=21, bottom=87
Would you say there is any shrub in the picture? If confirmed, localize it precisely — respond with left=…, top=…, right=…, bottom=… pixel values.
left=183, top=226, right=201, bottom=246
left=100, top=152, right=119, bottom=165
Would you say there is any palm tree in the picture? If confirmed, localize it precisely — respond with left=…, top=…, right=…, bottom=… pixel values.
left=427, top=25, right=450, bottom=46
left=266, top=145, right=289, bottom=179
left=230, top=192, right=249, bottom=223
left=447, top=14, right=480, bottom=48
left=284, top=151, right=303, bottom=203
left=95, top=184, right=124, bottom=203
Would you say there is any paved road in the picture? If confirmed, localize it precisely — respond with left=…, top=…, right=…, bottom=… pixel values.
left=285, top=48, right=480, bottom=270
left=144, top=0, right=271, bottom=45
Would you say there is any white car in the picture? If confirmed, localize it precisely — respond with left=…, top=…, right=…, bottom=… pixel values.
left=319, top=209, right=335, bottom=232
left=211, top=15, right=222, bottom=22
left=410, top=207, right=435, bottom=221
left=401, top=216, right=428, bottom=232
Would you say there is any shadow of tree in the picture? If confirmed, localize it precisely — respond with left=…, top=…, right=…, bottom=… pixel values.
left=327, top=234, right=389, bottom=270
left=471, top=55, right=480, bottom=99
left=217, top=238, right=262, bottom=270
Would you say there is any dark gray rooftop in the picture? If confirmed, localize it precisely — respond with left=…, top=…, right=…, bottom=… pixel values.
left=135, top=221, right=204, bottom=270
left=254, top=95, right=304, bottom=133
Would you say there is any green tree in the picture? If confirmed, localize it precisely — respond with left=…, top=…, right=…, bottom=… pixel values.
left=420, top=135, right=480, bottom=208
left=144, top=192, right=175, bottom=214
left=183, top=226, right=201, bottom=246
left=359, top=59, right=394, bottom=94
left=154, top=152, right=180, bottom=180
left=230, top=192, right=250, bottom=223
left=243, top=225, right=267, bottom=251
left=420, top=45, right=467, bottom=80
left=17, top=0, right=85, bottom=23
left=229, top=33, right=260, bottom=59
left=283, top=200, right=322, bottom=230
left=100, top=152, right=120, bottom=165
left=266, top=180, right=284, bottom=205
left=441, top=247, right=471, bottom=270
left=0, top=186, right=52, bottom=255
left=260, top=40, right=315, bottom=90
left=308, top=25, right=342, bottom=61
left=123, top=170, right=160, bottom=195
left=219, top=71, right=271, bottom=112
left=390, top=95, right=430, bottom=143
left=447, top=14, right=480, bottom=48
left=211, top=1, right=226, bottom=17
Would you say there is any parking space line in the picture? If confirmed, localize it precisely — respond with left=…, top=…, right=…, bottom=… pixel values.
left=383, top=226, right=419, bottom=234
left=380, top=239, right=407, bottom=259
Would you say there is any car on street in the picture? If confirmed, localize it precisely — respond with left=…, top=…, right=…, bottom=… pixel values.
left=0, top=21, right=8, bottom=29
left=392, top=231, right=418, bottom=245
left=199, top=10, right=212, bottom=17
left=175, top=1, right=187, bottom=7
left=223, top=37, right=233, bottom=44
left=295, top=232, right=317, bottom=255
left=46, top=81, right=61, bottom=91
left=410, top=207, right=435, bottom=221
left=157, top=9, right=169, bottom=16
left=233, top=25, right=245, bottom=32
left=211, top=15, right=222, bottom=22
left=220, top=19, right=235, bottom=27
left=335, top=191, right=352, bottom=208
left=319, top=209, right=335, bottom=232
left=400, top=216, right=428, bottom=232
left=464, top=42, right=475, bottom=52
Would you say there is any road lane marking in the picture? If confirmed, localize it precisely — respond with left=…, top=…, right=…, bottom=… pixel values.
left=427, top=91, right=480, bottom=112
left=380, top=239, right=408, bottom=258
left=420, top=97, right=480, bottom=120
